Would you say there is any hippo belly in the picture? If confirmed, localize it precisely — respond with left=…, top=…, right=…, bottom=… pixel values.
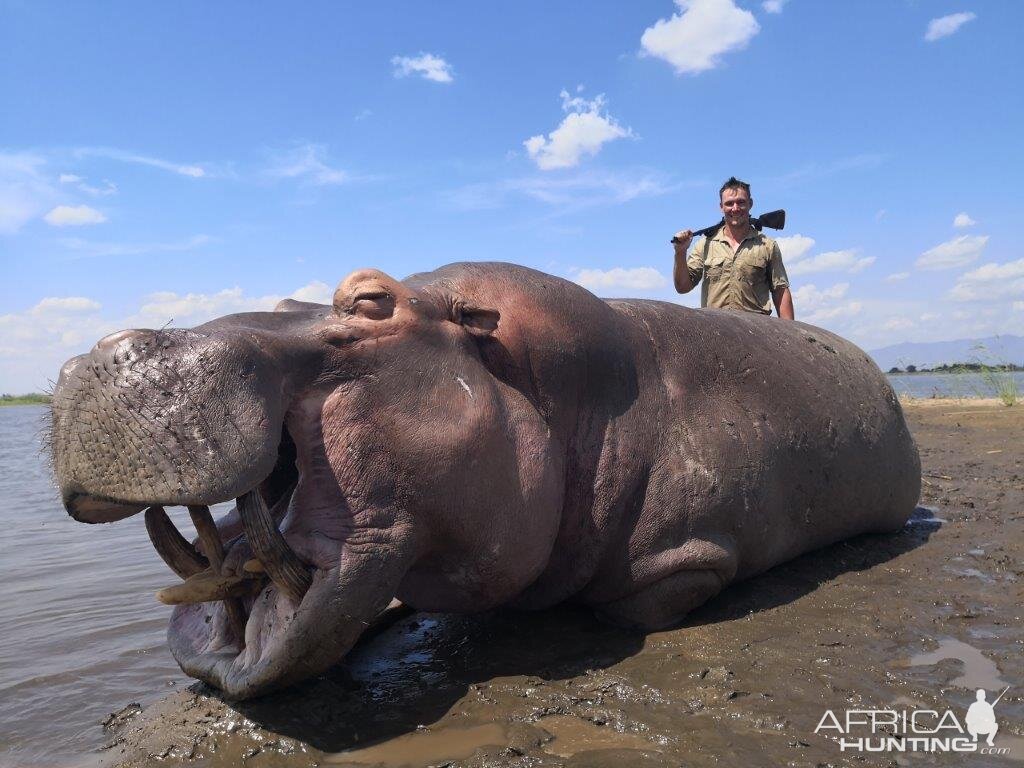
left=517, top=299, right=920, bottom=629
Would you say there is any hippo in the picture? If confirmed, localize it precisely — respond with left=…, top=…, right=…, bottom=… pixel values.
left=50, top=262, right=920, bottom=699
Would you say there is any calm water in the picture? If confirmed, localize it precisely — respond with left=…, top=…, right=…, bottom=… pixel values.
left=0, top=405, right=231, bottom=768
left=887, top=370, right=1024, bottom=399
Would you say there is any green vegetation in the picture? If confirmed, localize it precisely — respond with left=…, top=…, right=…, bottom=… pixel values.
left=979, top=365, right=1019, bottom=407
left=887, top=362, right=1022, bottom=374
left=0, top=393, right=52, bottom=406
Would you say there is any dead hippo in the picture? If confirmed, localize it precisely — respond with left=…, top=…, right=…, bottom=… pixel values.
left=50, top=262, right=920, bottom=699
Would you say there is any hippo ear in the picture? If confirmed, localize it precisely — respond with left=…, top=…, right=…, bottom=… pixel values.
left=458, top=305, right=500, bottom=338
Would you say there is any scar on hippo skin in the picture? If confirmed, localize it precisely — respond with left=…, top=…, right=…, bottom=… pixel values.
left=51, top=261, right=920, bottom=699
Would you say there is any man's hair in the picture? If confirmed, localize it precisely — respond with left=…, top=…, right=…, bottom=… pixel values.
left=719, top=176, right=751, bottom=201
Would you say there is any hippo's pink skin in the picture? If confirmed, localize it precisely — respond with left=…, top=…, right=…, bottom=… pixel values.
left=51, top=262, right=920, bottom=699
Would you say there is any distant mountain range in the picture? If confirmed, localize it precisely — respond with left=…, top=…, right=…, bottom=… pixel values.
left=869, top=335, right=1024, bottom=371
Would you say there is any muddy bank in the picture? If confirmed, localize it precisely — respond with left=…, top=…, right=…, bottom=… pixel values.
left=96, top=401, right=1023, bottom=767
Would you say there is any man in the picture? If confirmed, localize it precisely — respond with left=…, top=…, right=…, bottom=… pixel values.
left=673, top=177, right=794, bottom=319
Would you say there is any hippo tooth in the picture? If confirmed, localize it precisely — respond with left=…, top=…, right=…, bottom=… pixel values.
left=236, top=490, right=312, bottom=605
left=187, top=505, right=248, bottom=647
left=144, top=505, right=208, bottom=579
left=242, top=558, right=266, bottom=574
left=156, top=569, right=256, bottom=605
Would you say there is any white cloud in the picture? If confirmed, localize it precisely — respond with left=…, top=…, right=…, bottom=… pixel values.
left=789, top=249, right=876, bottom=276
left=391, top=53, right=454, bottom=83
left=924, top=12, right=976, bottom=42
left=573, top=266, right=668, bottom=292
left=883, top=317, right=915, bottom=332
left=266, top=144, right=349, bottom=185
left=524, top=89, right=633, bottom=170
left=30, top=297, right=102, bottom=315
left=792, top=282, right=863, bottom=325
left=75, top=147, right=206, bottom=177
left=1, top=282, right=332, bottom=391
left=58, top=234, right=212, bottom=258
left=953, top=212, right=976, bottom=227
left=0, top=152, right=59, bottom=233
left=43, top=205, right=107, bottom=227
left=949, top=258, right=1024, bottom=302
left=288, top=281, right=333, bottom=304
left=640, top=0, right=760, bottom=75
left=58, top=173, right=116, bottom=196
left=775, top=234, right=815, bottom=262
left=885, top=272, right=910, bottom=282
left=761, top=0, right=786, bottom=12
left=136, top=287, right=281, bottom=327
left=915, top=234, right=988, bottom=270
left=445, top=169, right=676, bottom=212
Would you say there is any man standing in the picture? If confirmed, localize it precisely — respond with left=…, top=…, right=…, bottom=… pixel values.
left=673, top=177, right=794, bottom=319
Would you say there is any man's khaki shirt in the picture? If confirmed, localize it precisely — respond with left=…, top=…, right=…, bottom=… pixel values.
left=686, top=226, right=790, bottom=315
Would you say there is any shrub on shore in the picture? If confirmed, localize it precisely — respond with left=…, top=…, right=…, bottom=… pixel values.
left=0, top=393, right=52, bottom=406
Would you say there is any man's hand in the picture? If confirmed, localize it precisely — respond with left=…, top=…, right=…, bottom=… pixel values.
left=673, top=229, right=695, bottom=294
left=672, top=229, right=694, bottom=255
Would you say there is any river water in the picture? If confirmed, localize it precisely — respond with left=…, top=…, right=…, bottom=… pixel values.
left=0, top=405, right=224, bottom=768
left=887, top=370, right=1024, bottom=400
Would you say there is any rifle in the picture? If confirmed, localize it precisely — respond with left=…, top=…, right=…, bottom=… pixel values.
left=671, top=209, right=786, bottom=244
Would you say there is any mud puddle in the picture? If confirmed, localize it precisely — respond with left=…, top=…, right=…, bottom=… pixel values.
left=907, top=638, right=1009, bottom=691
left=87, top=403, right=1024, bottom=767
left=325, top=723, right=508, bottom=766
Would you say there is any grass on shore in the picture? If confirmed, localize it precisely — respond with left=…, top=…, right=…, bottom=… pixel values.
left=891, top=341, right=1019, bottom=407
left=0, top=393, right=52, bottom=406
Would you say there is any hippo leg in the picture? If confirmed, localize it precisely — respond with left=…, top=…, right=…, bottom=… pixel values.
left=591, top=537, right=739, bottom=631
left=594, top=570, right=725, bottom=631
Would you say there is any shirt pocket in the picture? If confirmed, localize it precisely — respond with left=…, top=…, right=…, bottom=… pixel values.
left=738, top=253, right=767, bottom=285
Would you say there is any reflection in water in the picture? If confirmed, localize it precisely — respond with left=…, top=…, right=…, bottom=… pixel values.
left=908, top=638, right=1007, bottom=691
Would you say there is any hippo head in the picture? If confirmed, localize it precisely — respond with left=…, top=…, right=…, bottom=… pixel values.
left=51, top=264, right=573, bottom=698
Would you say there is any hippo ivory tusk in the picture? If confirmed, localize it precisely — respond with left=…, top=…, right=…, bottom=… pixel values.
left=242, top=558, right=266, bottom=574
left=156, top=569, right=254, bottom=605
left=187, top=505, right=248, bottom=646
left=144, top=506, right=208, bottom=579
left=237, top=490, right=312, bottom=605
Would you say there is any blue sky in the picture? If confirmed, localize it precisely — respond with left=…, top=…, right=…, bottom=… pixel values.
left=2, top=1, right=1022, bottom=392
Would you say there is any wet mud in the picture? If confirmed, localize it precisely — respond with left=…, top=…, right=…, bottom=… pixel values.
left=96, top=402, right=1023, bottom=767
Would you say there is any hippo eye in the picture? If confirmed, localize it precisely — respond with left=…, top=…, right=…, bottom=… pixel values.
left=351, top=290, right=395, bottom=320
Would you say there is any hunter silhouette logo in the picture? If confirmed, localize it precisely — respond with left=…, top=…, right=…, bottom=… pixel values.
left=814, top=686, right=1012, bottom=755
left=965, top=687, right=1008, bottom=746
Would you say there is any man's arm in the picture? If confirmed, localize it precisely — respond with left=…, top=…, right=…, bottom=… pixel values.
left=673, top=229, right=698, bottom=293
left=768, top=241, right=794, bottom=319
left=772, top=286, right=794, bottom=320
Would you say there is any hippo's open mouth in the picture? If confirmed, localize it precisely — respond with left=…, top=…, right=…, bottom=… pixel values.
left=86, top=426, right=373, bottom=698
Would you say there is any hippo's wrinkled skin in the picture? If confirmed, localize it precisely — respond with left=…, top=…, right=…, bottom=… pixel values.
left=51, top=262, right=920, bottom=699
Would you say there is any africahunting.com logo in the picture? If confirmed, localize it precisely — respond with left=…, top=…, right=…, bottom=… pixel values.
left=815, top=686, right=1011, bottom=755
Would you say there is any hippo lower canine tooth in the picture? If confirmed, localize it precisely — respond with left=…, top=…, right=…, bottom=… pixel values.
left=144, top=506, right=208, bottom=579
left=237, top=490, right=311, bottom=605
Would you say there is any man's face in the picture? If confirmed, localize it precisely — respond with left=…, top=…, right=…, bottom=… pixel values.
left=720, top=187, right=752, bottom=228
